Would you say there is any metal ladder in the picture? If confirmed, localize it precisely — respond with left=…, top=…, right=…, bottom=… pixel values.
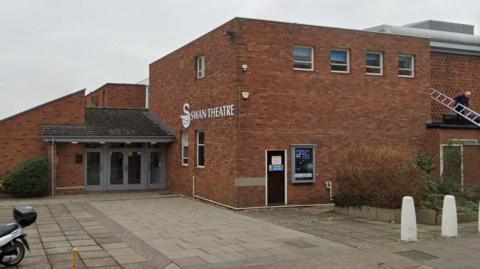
left=430, top=88, right=480, bottom=127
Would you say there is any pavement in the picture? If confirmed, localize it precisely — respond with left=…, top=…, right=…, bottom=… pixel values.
left=0, top=192, right=478, bottom=269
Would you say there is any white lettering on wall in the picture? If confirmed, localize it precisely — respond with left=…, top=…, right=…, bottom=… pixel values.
left=180, top=103, right=235, bottom=128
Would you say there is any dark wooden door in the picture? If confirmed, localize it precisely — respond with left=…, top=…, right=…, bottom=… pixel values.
left=267, top=150, right=286, bottom=205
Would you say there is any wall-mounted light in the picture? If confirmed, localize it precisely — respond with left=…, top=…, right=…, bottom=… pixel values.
left=241, top=91, right=250, bottom=100
left=241, top=64, right=248, bottom=72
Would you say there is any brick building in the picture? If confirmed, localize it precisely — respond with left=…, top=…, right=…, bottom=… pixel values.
left=1, top=18, right=479, bottom=208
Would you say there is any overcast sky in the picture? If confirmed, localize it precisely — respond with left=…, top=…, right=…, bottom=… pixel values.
left=0, top=0, right=479, bottom=119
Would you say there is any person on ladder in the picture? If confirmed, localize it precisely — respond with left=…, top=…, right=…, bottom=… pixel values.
left=454, top=91, right=472, bottom=124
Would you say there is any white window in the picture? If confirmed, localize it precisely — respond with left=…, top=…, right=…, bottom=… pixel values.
left=398, top=55, right=415, bottom=77
left=330, top=49, right=349, bottom=73
left=181, top=132, right=188, bottom=166
left=197, top=131, right=205, bottom=167
left=291, top=145, right=316, bottom=183
left=196, top=56, right=205, bottom=79
left=293, top=46, right=314, bottom=71
left=365, top=52, right=383, bottom=75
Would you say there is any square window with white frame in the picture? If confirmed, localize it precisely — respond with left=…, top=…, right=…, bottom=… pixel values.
left=330, top=49, right=349, bottom=73
left=398, top=55, right=414, bottom=77
left=197, top=131, right=205, bottom=167
left=181, top=132, right=188, bottom=166
left=365, top=52, right=383, bottom=75
left=196, top=55, right=205, bottom=79
left=293, top=46, right=314, bottom=71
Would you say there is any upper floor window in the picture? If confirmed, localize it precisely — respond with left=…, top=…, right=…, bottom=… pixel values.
left=365, top=52, right=383, bottom=75
left=330, top=49, right=349, bottom=73
left=181, top=132, right=188, bottom=166
left=196, top=56, right=205, bottom=79
left=197, top=131, right=205, bottom=167
left=293, top=46, right=314, bottom=71
left=398, top=55, right=415, bottom=77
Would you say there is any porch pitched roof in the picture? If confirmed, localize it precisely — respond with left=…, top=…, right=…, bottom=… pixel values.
left=42, top=108, right=175, bottom=142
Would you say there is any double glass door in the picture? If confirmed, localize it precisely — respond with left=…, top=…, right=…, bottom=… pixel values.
left=109, top=149, right=143, bottom=189
left=85, top=144, right=165, bottom=191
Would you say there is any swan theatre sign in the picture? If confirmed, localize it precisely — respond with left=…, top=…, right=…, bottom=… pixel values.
left=181, top=103, right=235, bottom=128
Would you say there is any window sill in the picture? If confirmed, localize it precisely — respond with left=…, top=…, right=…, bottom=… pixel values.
left=196, top=166, right=205, bottom=169
left=331, top=70, right=350, bottom=74
left=293, top=68, right=315, bottom=72
left=398, top=75, right=415, bottom=78
left=365, top=72, right=383, bottom=76
left=182, top=164, right=188, bottom=167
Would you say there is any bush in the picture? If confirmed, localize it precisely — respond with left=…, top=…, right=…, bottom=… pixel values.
left=334, top=146, right=424, bottom=209
left=4, top=157, right=49, bottom=197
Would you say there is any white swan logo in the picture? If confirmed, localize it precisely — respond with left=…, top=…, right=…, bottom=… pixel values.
left=180, top=103, right=191, bottom=128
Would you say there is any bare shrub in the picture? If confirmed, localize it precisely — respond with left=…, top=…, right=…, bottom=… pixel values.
left=334, top=146, right=424, bottom=209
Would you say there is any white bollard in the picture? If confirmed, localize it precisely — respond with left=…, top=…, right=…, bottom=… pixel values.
left=441, top=195, right=458, bottom=237
left=401, top=196, right=417, bottom=241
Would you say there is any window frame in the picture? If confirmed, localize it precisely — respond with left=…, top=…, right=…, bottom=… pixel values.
left=196, top=55, right=205, bottom=79
left=196, top=131, right=205, bottom=168
left=181, top=132, right=189, bottom=166
left=330, top=49, right=350, bottom=73
left=398, top=54, right=415, bottom=78
left=365, top=51, right=383, bottom=75
left=293, top=46, right=314, bottom=71
left=440, top=143, right=464, bottom=191
left=291, top=144, right=316, bottom=184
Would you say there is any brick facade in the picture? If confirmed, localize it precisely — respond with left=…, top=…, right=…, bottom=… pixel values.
left=431, top=52, right=480, bottom=121
left=150, top=19, right=239, bottom=206
left=86, top=83, right=146, bottom=109
left=149, top=18, right=432, bottom=208
left=0, top=90, right=85, bottom=178
left=2, top=17, right=479, bottom=205
left=426, top=127, right=480, bottom=190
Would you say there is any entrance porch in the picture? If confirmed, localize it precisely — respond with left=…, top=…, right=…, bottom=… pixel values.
left=42, top=108, right=175, bottom=194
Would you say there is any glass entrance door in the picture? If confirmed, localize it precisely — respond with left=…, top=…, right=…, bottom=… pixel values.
left=85, top=150, right=103, bottom=191
left=147, top=146, right=165, bottom=189
left=107, top=148, right=144, bottom=190
left=110, top=151, right=124, bottom=185
left=127, top=151, right=142, bottom=185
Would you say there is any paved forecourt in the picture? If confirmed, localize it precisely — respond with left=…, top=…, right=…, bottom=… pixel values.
left=91, top=197, right=355, bottom=268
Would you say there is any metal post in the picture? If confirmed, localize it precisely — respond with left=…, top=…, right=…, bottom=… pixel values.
left=51, top=137, right=55, bottom=197
left=72, top=248, right=78, bottom=269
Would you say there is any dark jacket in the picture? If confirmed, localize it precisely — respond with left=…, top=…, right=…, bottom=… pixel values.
left=454, top=94, right=470, bottom=107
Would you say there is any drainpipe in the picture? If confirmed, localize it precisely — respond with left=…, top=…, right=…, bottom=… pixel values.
left=51, top=136, right=55, bottom=197
left=325, top=180, right=333, bottom=201
left=192, top=175, right=195, bottom=196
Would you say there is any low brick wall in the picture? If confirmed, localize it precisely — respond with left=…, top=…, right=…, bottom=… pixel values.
left=417, top=208, right=477, bottom=225
left=335, top=206, right=478, bottom=225
left=335, top=206, right=401, bottom=223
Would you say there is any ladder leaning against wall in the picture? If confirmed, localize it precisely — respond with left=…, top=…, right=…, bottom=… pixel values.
left=430, top=88, right=480, bottom=127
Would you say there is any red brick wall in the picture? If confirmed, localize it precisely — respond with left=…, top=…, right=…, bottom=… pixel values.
left=0, top=90, right=85, bottom=177
left=431, top=52, right=480, bottom=121
left=86, top=83, right=146, bottom=109
left=426, top=128, right=480, bottom=188
left=234, top=19, right=431, bottom=206
left=149, top=18, right=432, bottom=208
left=150, top=19, right=239, bottom=206
left=55, top=143, right=84, bottom=189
